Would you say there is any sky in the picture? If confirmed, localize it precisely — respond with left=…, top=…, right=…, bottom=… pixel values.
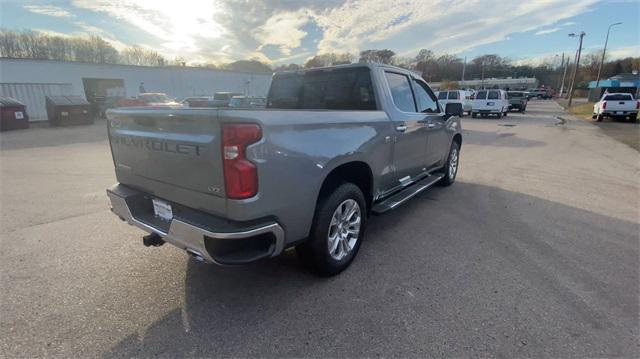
left=0, top=0, right=638, bottom=66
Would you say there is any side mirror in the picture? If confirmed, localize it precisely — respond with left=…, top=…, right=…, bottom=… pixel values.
left=445, top=102, right=463, bottom=117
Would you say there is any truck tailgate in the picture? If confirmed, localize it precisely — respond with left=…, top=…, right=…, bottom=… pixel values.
left=605, top=100, right=635, bottom=111
left=107, top=108, right=225, bottom=200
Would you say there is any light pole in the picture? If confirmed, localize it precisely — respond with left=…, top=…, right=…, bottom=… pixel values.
left=595, top=22, right=622, bottom=89
left=567, top=31, right=585, bottom=107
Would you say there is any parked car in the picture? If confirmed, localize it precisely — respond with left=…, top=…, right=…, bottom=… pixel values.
left=592, top=93, right=639, bottom=122
left=437, top=90, right=472, bottom=115
left=527, top=88, right=553, bottom=100
left=507, top=91, right=528, bottom=112
left=211, top=92, right=244, bottom=107
left=106, top=63, right=463, bottom=276
left=117, top=93, right=181, bottom=108
left=137, top=93, right=182, bottom=107
left=228, top=96, right=267, bottom=108
left=183, top=96, right=216, bottom=108
left=471, top=89, right=509, bottom=118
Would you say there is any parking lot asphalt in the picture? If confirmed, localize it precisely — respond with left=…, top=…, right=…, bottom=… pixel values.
left=1, top=101, right=638, bottom=358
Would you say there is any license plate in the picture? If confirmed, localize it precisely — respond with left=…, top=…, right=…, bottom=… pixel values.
left=616, top=111, right=623, bottom=115
left=152, top=199, right=173, bottom=221
left=487, top=102, right=494, bottom=106
left=14, top=111, right=24, bottom=119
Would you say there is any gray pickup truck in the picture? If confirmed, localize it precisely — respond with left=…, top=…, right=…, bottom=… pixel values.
left=106, top=63, right=463, bottom=276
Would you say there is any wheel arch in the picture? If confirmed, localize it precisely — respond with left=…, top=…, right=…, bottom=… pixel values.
left=316, top=161, right=374, bottom=214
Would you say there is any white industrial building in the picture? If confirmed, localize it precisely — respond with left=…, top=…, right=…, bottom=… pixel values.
left=0, top=58, right=273, bottom=121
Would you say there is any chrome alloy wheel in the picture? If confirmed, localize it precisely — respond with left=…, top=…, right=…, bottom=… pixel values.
left=327, top=199, right=361, bottom=260
left=449, top=147, right=459, bottom=179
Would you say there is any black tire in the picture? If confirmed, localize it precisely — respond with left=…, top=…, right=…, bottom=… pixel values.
left=496, top=112, right=502, bottom=119
left=596, top=113, right=603, bottom=122
left=438, top=141, right=460, bottom=186
left=471, top=112, right=477, bottom=118
left=503, top=111, right=508, bottom=117
left=296, top=182, right=366, bottom=276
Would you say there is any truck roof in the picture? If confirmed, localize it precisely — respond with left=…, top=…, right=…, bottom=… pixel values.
left=274, top=62, right=418, bottom=76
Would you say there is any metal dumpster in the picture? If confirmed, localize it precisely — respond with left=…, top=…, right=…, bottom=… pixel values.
left=0, top=96, right=30, bottom=131
left=45, top=96, right=93, bottom=126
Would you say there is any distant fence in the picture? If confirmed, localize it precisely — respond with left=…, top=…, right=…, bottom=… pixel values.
left=0, top=83, right=73, bottom=121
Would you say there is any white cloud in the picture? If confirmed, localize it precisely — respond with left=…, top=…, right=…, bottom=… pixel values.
left=561, top=21, right=576, bottom=27
left=50, top=0, right=603, bottom=65
left=313, top=0, right=599, bottom=57
left=71, top=0, right=224, bottom=59
left=607, top=45, right=640, bottom=60
left=254, top=10, right=311, bottom=56
left=24, top=5, right=75, bottom=18
left=535, top=28, right=560, bottom=35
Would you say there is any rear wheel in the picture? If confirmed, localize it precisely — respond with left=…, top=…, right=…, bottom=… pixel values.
left=296, top=183, right=366, bottom=276
left=496, top=112, right=502, bottom=119
left=471, top=112, right=477, bottom=118
left=596, top=113, right=604, bottom=122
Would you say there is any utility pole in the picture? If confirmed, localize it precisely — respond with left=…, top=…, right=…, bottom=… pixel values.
left=480, top=61, right=485, bottom=89
left=566, top=46, right=579, bottom=98
left=595, top=22, right=622, bottom=89
left=567, top=31, right=585, bottom=107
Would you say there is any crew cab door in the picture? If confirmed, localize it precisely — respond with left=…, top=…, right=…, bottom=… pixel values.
left=411, top=78, right=449, bottom=169
left=383, top=71, right=429, bottom=185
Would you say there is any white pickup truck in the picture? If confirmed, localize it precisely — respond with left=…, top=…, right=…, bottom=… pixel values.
left=593, top=93, right=639, bottom=122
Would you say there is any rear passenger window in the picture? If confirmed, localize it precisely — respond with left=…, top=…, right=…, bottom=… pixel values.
left=385, top=72, right=416, bottom=112
left=488, top=91, right=499, bottom=100
left=475, top=91, right=487, bottom=99
left=438, top=91, right=448, bottom=100
left=412, top=79, right=440, bottom=113
left=448, top=91, right=460, bottom=100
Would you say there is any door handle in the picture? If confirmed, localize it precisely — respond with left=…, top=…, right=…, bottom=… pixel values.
left=396, top=124, right=407, bottom=132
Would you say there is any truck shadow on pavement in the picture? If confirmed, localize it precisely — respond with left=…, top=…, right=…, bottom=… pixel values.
left=104, top=182, right=639, bottom=358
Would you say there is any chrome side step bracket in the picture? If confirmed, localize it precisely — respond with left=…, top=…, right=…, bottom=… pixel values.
left=371, top=174, right=444, bottom=214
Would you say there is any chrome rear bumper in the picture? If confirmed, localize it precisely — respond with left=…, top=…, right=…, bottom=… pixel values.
left=107, top=184, right=285, bottom=265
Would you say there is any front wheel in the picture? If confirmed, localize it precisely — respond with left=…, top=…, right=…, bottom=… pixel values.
left=438, top=141, right=460, bottom=186
left=296, top=183, right=366, bottom=276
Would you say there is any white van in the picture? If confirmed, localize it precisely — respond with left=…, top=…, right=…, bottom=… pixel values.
left=471, top=89, right=509, bottom=118
left=437, top=90, right=472, bottom=115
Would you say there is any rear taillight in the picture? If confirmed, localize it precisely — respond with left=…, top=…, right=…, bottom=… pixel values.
left=222, top=123, right=261, bottom=199
left=602, top=101, right=607, bottom=110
